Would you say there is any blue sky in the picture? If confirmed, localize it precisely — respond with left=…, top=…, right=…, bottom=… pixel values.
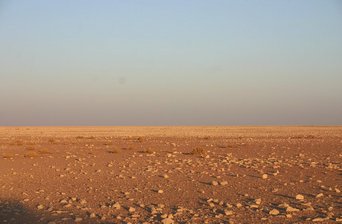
left=0, top=0, right=341, bottom=125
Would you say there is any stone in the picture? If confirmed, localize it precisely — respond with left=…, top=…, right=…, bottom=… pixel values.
left=74, top=217, right=83, bottom=222
left=236, top=203, right=242, bottom=208
left=220, top=181, right=228, bottom=186
left=269, top=209, right=280, bottom=215
left=113, top=202, right=121, bottom=209
left=286, top=214, right=293, bottom=218
left=296, top=194, right=304, bottom=200
left=224, top=210, right=234, bottom=216
left=316, top=193, right=323, bottom=198
left=60, top=199, right=68, bottom=205
left=286, top=206, right=299, bottom=212
left=161, top=218, right=174, bottom=224
left=128, top=207, right=135, bottom=213
left=211, top=181, right=219, bottom=186
left=312, top=217, right=325, bottom=222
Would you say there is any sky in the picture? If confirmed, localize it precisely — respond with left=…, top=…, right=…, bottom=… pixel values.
left=0, top=0, right=341, bottom=125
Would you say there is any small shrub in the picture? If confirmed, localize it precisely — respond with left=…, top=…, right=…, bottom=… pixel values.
left=38, top=148, right=52, bottom=154
left=139, top=148, right=154, bottom=154
left=191, top=147, right=206, bottom=156
left=2, top=153, right=14, bottom=159
left=137, top=137, right=143, bottom=142
left=48, top=138, right=56, bottom=144
left=26, top=146, right=36, bottom=151
left=107, top=149, right=120, bottom=154
left=24, top=151, right=39, bottom=158
left=9, top=140, right=23, bottom=146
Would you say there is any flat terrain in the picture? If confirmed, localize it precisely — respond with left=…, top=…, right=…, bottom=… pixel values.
left=0, top=127, right=341, bottom=224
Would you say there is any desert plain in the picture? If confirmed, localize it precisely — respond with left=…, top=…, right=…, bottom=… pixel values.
left=0, top=126, right=341, bottom=224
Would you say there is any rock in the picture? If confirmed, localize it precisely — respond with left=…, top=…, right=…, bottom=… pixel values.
left=224, top=210, right=234, bottom=216
left=89, top=213, right=96, bottom=218
left=37, top=204, right=44, bottom=210
left=295, top=194, right=304, bottom=200
left=60, top=199, right=68, bottom=205
left=262, top=174, right=268, bottom=179
left=236, top=203, right=242, bottom=208
left=211, top=181, right=219, bottom=186
left=255, top=198, right=262, bottom=205
left=316, top=193, right=323, bottom=198
left=161, top=218, right=174, bottom=224
left=269, top=209, right=280, bottom=215
left=128, top=207, right=135, bottom=213
left=158, top=189, right=164, bottom=194
left=74, top=217, right=83, bottom=222
left=113, top=202, right=121, bottom=209
left=250, top=204, right=259, bottom=209
left=286, top=206, right=300, bottom=212
left=312, top=217, right=325, bottom=222
left=163, top=174, right=169, bottom=179
left=220, top=181, right=228, bottom=186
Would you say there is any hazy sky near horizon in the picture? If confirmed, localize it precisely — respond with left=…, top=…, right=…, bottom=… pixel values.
left=0, top=0, right=341, bottom=125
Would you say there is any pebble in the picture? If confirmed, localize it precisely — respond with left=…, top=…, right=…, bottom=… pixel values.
left=236, top=203, right=242, bottom=208
left=262, top=174, right=268, bottom=179
left=312, top=217, right=325, bottom=222
left=286, top=206, right=300, bottom=212
left=295, top=194, right=304, bottom=200
left=128, top=207, right=136, bottom=213
left=224, top=210, right=234, bottom=216
left=74, top=217, right=83, bottom=222
left=158, top=189, right=164, bottom=194
left=113, top=202, right=121, bottom=209
left=269, top=209, right=280, bottom=215
left=161, top=218, right=174, bottom=224
left=316, top=193, right=323, bottom=198
left=220, top=181, right=228, bottom=186
left=37, top=204, right=44, bottom=210
left=60, top=199, right=68, bottom=205
left=211, top=181, right=219, bottom=186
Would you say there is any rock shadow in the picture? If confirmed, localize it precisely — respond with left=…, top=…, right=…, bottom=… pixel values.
left=0, top=198, right=115, bottom=224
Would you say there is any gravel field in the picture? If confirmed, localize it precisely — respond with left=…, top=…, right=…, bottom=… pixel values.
left=0, top=127, right=341, bottom=224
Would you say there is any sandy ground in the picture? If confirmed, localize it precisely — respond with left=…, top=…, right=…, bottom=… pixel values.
left=0, top=126, right=341, bottom=224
